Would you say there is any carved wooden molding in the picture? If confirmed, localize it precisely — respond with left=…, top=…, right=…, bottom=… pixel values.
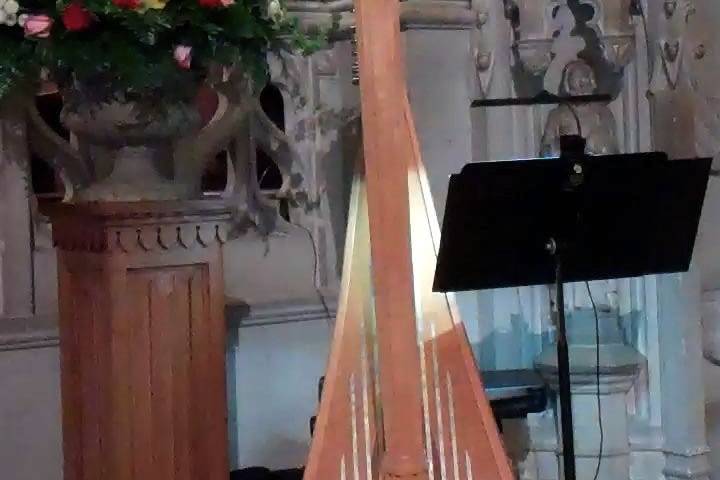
left=44, top=200, right=233, bottom=253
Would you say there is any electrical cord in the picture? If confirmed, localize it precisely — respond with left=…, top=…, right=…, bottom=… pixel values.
left=585, top=281, right=604, bottom=480
left=565, top=102, right=583, bottom=139
left=256, top=163, right=334, bottom=329
left=296, top=222, right=335, bottom=333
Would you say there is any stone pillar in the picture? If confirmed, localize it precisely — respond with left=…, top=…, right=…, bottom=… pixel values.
left=0, top=105, right=34, bottom=321
left=703, top=290, right=720, bottom=366
left=0, top=237, right=4, bottom=316
left=642, top=0, right=713, bottom=477
left=47, top=200, right=232, bottom=480
left=658, top=270, right=711, bottom=480
left=536, top=307, right=644, bottom=480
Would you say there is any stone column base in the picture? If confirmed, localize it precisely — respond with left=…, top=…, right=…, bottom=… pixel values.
left=536, top=342, right=644, bottom=480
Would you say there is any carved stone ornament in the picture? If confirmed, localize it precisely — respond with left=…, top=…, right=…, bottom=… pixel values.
left=471, top=0, right=496, bottom=97
left=664, top=0, right=678, bottom=18
left=603, top=35, right=636, bottom=70
left=544, top=4, right=587, bottom=93
left=540, top=59, right=619, bottom=157
left=660, top=39, right=684, bottom=89
left=516, top=40, right=554, bottom=76
left=474, top=50, right=495, bottom=97
left=656, top=0, right=696, bottom=90
left=509, top=0, right=637, bottom=78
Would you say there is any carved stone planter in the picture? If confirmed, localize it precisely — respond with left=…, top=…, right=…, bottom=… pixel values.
left=60, top=98, right=203, bottom=202
left=45, top=200, right=232, bottom=480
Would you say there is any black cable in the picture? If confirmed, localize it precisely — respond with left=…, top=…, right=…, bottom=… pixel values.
left=563, top=101, right=584, bottom=139
left=296, top=223, right=334, bottom=332
left=257, top=161, right=333, bottom=327
left=585, top=281, right=604, bottom=480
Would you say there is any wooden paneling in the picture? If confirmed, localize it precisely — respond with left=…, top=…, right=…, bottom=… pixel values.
left=49, top=201, right=231, bottom=480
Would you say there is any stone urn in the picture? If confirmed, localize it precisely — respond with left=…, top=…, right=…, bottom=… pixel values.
left=28, top=80, right=253, bottom=203
left=60, top=97, right=204, bottom=202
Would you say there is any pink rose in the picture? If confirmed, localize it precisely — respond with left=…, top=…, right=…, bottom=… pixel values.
left=23, top=14, right=54, bottom=38
left=173, top=45, right=192, bottom=70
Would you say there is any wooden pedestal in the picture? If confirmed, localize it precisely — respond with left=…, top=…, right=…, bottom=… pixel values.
left=48, top=200, right=232, bottom=480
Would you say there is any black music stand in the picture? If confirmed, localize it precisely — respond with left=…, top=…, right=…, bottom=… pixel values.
left=433, top=137, right=711, bottom=480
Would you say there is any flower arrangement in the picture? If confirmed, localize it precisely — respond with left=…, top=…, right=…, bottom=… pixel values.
left=0, top=0, right=323, bottom=103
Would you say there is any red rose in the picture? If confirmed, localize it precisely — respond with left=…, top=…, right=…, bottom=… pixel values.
left=112, top=0, right=141, bottom=9
left=198, top=0, right=223, bottom=7
left=62, top=2, right=93, bottom=32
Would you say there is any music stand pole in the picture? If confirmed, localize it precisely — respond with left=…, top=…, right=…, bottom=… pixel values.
left=547, top=238, right=576, bottom=480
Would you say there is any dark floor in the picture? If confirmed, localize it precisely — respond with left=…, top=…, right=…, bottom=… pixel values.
left=230, top=467, right=304, bottom=480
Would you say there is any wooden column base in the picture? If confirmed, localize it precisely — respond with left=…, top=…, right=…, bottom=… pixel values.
left=48, top=200, right=232, bottom=480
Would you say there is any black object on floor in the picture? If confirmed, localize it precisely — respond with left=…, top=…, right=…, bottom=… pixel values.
left=273, top=469, right=304, bottom=480
left=481, top=369, right=547, bottom=433
left=230, top=468, right=271, bottom=480
left=230, top=467, right=304, bottom=480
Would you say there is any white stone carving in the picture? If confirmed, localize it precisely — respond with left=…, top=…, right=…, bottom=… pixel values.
left=472, top=0, right=496, bottom=97
left=544, top=5, right=587, bottom=94
left=540, top=59, right=620, bottom=157
left=650, top=0, right=695, bottom=90
left=509, top=0, right=636, bottom=81
left=267, top=46, right=360, bottom=289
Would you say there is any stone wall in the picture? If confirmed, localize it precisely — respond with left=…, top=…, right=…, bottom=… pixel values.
left=0, top=108, right=62, bottom=480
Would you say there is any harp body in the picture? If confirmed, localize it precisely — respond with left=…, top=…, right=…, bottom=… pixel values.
left=304, top=2, right=515, bottom=478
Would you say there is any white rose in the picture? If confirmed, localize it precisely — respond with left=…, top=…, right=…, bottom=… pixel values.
left=268, top=0, right=283, bottom=21
left=5, top=12, right=15, bottom=25
left=3, top=0, right=19, bottom=15
left=0, top=10, right=7, bottom=24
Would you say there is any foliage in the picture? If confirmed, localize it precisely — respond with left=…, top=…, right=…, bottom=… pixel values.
left=0, top=0, right=326, bottom=103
